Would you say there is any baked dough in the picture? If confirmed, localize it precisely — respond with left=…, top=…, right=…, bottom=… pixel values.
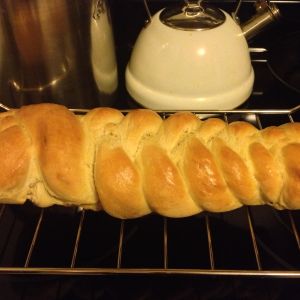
left=0, top=103, right=299, bottom=218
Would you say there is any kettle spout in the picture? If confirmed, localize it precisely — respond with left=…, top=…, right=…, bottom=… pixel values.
left=241, top=0, right=280, bottom=40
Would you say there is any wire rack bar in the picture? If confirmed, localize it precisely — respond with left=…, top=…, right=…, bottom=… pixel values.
left=0, top=102, right=10, bottom=111
left=117, top=220, right=125, bottom=268
left=246, top=207, right=262, bottom=270
left=1, top=102, right=299, bottom=116
left=24, top=209, right=44, bottom=268
left=205, top=215, right=215, bottom=270
left=163, top=217, right=168, bottom=269
left=1, top=267, right=300, bottom=277
left=0, top=205, right=5, bottom=221
left=255, top=114, right=263, bottom=129
left=72, top=106, right=300, bottom=116
left=223, top=112, right=229, bottom=123
left=70, top=210, right=85, bottom=268
left=289, top=114, right=295, bottom=123
left=288, top=211, right=300, bottom=251
left=71, top=106, right=300, bottom=115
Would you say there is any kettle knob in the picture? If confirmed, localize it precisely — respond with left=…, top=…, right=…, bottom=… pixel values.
left=159, top=0, right=226, bottom=30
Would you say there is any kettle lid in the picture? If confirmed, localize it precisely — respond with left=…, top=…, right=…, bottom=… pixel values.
left=159, top=0, right=226, bottom=31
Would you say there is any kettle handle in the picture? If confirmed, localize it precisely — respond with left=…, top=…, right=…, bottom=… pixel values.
left=232, top=0, right=274, bottom=23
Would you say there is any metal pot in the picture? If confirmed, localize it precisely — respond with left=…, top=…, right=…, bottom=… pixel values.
left=0, top=0, right=118, bottom=108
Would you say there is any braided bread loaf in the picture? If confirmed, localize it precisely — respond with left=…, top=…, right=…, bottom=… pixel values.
left=0, top=103, right=299, bottom=218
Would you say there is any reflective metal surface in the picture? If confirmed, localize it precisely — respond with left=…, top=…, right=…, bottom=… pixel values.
left=159, top=0, right=226, bottom=30
left=241, top=0, right=281, bottom=40
left=0, top=0, right=118, bottom=108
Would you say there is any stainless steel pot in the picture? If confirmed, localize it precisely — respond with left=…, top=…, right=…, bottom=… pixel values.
left=0, top=0, right=118, bottom=108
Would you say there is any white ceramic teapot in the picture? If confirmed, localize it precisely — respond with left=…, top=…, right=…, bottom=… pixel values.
left=126, top=0, right=280, bottom=110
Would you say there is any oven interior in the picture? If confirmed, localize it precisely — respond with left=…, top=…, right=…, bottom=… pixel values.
left=1, top=0, right=300, bottom=299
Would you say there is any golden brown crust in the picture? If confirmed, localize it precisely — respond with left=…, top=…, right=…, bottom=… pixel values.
left=0, top=125, right=30, bottom=203
left=91, top=109, right=163, bottom=217
left=16, top=103, right=98, bottom=207
left=157, top=112, right=199, bottom=150
left=0, top=103, right=299, bottom=217
left=261, top=126, right=287, bottom=145
left=280, top=123, right=300, bottom=139
left=83, top=107, right=124, bottom=140
left=95, top=145, right=150, bottom=219
left=183, top=137, right=241, bottom=212
left=249, top=142, right=283, bottom=206
left=117, top=109, right=163, bottom=157
left=141, top=144, right=201, bottom=217
left=214, top=138, right=261, bottom=205
left=195, top=118, right=227, bottom=143
left=228, top=121, right=258, bottom=140
left=282, top=143, right=300, bottom=209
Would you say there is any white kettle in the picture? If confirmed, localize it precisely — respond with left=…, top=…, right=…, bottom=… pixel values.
left=126, top=0, right=280, bottom=110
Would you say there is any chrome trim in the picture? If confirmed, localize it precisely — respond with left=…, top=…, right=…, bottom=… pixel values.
left=1, top=102, right=299, bottom=115
left=71, top=105, right=300, bottom=115
left=1, top=267, right=300, bottom=277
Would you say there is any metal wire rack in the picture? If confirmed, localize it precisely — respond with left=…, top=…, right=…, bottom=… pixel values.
left=0, top=104, right=299, bottom=277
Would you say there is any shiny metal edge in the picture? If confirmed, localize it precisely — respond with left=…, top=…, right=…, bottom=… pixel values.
left=1, top=103, right=299, bottom=115
left=249, top=47, right=267, bottom=53
left=0, top=267, right=300, bottom=277
left=70, top=106, right=300, bottom=115
left=0, top=103, right=11, bottom=111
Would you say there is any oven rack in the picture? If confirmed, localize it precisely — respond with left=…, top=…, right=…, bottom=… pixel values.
left=0, top=105, right=299, bottom=277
